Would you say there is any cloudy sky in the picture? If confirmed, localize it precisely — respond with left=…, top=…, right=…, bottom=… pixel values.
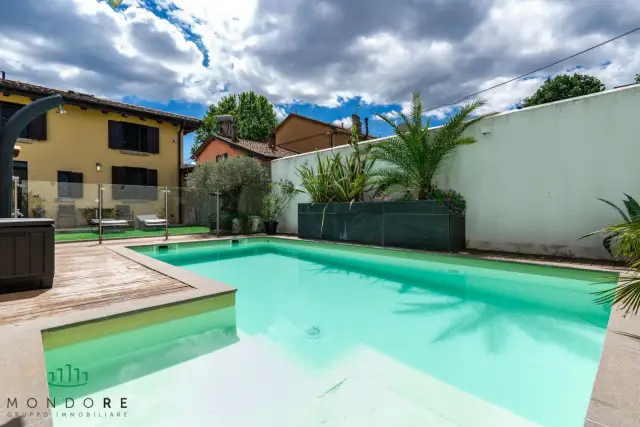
left=1, top=0, right=640, bottom=158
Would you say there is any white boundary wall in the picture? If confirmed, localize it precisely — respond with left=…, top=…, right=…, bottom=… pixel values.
left=271, top=85, right=640, bottom=259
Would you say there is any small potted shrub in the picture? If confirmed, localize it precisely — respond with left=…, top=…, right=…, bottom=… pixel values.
left=28, top=193, right=47, bottom=218
left=261, top=179, right=299, bottom=235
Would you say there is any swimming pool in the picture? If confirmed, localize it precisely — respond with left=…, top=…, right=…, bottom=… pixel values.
left=45, top=238, right=617, bottom=426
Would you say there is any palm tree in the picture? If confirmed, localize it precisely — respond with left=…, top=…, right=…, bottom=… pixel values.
left=367, top=92, right=488, bottom=199
left=592, top=218, right=640, bottom=316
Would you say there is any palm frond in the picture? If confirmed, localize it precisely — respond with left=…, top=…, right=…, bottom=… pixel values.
left=587, top=218, right=640, bottom=315
left=369, top=93, right=488, bottom=198
left=623, top=193, right=640, bottom=220
left=597, top=197, right=631, bottom=223
left=593, top=273, right=640, bottom=316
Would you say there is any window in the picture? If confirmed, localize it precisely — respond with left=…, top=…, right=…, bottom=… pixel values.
left=215, top=154, right=221, bottom=162
left=247, top=154, right=253, bottom=158
left=57, top=171, right=84, bottom=198
left=215, top=153, right=229, bottom=162
left=111, top=166, right=158, bottom=200
left=0, top=101, right=47, bottom=140
left=108, top=120, right=159, bottom=154
left=224, top=153, right=228, bottom=159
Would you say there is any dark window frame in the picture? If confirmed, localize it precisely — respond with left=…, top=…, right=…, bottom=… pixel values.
left=1, top=101, right=47, bottom=140
left=108, top=120, right=159, bottom=154
left=57, top=171, right=84, bottom=199
left=111, top=166, right=158, bottom=200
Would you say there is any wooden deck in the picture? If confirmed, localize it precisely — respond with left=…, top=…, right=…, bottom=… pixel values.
left=0, top=239, right=193, bottom=326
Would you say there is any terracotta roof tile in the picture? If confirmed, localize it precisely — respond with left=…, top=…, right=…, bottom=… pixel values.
left=217, top=135, right=296, bottom=159
left=0, top=78, right=202, bottom=131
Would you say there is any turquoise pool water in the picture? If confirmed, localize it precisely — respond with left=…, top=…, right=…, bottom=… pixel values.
left=133, top=238, right=616, bottom=427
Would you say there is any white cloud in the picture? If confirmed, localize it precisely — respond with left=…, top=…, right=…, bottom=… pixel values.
left=424, top=106, right=455, bottom=120
left=2, top=0, right=640, bottom=122
left=274, top=106, right=287, bottom=121
left=373, top=110, right=401, bottom=122
left=332, top=116, right=353, bottom=129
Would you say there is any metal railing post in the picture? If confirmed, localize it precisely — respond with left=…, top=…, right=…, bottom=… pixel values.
left=98, top=183, right=103, bottom=244
left=216, top=191, right=220, bottom=237
left=12, top=177, right=18, bottom=218
left=164, top=186, right=169, bottom=241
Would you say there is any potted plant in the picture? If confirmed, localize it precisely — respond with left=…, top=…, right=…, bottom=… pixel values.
left=261, top=179, right=299, bottom=235
left=28, top=193, right=47, bottom=218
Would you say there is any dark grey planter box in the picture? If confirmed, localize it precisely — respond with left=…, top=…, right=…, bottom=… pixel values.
left=298, top=201, right=465, bottom=252
left=0, top=218, right=55, bottom=292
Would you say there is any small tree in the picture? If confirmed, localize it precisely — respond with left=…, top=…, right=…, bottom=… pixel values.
left=185, top=157, right=269, bottom=214
left=521, top=74, right=605, bottom=108
left=635, top=74, right=640, bottom=84
left=192, top=91, right=278, bottom=158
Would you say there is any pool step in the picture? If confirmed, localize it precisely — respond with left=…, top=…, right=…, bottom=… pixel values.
left=315, top=345, right=543, bottom=427
left=297, top=376, right=459, bottom=427
left=50, top=334, right=317, bottom=427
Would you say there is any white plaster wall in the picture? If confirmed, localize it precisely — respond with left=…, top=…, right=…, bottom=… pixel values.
left=271, top=85, right=640, bottom=259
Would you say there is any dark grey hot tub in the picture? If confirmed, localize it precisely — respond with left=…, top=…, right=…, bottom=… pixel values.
left=0, top=218, right=55, bottom=292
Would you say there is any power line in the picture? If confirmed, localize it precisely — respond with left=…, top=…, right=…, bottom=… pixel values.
left=422, top=26, right=640, bottom=114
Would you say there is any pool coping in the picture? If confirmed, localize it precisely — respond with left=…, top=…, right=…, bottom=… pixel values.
left=0, top=235, right=637, bottom=427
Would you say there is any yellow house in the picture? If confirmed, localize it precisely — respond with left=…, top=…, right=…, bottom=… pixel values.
left=2, top=78, right=201, bottom=227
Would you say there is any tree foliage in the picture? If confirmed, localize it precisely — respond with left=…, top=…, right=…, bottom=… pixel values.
left=635, top=74, right=640, bottom=84
left=192, top=91, right=278, bottom=158
left=521, top=74, right=605, bottom=108
left=185, top=157, right=269, bottom=213
left=107, top=0, right=124, bottom=9
left=366, top=92, right=487, bottom=200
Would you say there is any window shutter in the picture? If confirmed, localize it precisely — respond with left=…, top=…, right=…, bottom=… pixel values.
left=27, top=113, right=47, bottom=140
left=57, top=171, right=69, bottom=198
left=112, top=166, right=123, bottom=199
left=146, top=169, right=158, bottom=200
left=71, top=172, right=84, bottom=198
left=146, top=126, right=160, bottom=154
left=108, top=121, right=124, bottom=149
left=146, top=169, right=158, bottom=187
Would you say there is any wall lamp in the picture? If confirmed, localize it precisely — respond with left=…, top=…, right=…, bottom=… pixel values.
left=96, top=163, right=102, bottom=172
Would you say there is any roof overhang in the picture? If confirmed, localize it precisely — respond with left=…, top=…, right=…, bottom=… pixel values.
left=1, top=86, right=201, bottom=133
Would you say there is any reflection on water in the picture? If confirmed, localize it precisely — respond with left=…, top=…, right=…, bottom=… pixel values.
left=162, top=242, right=612, bottom=427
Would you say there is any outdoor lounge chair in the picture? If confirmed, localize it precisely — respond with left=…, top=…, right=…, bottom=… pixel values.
left=90, top=218, right=129, bottom=232
left=136, top=214, right=167, bottom=229
left=115, top=205, right=133, bottom=221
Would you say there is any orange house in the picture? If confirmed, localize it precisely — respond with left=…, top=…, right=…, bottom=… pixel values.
left=194, top=123, right=294, bottom=165
left=275, top=113, right=375, bottom=154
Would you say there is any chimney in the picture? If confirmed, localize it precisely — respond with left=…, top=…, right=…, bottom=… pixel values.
left=215, top=115, right=234, bottom=139
left=351, top=113, right=362, bottom=134
left=230, top=123, right=238, bottom=142
left=1, top=71, right=5, bottom=80
left=266, top=129, right=276, bottom=150
left=364, top=117, right=369, bottom=139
